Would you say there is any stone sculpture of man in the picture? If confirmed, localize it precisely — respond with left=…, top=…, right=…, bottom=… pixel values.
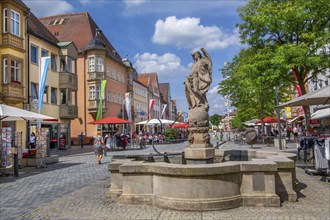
left=184, top=48, right=212, bottom=110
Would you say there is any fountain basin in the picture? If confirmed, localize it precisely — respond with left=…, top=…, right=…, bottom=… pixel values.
left=108, top=149, right=297, bottom=211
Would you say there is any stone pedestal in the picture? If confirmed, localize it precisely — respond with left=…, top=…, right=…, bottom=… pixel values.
left=185, top=107, right=215, bottom=164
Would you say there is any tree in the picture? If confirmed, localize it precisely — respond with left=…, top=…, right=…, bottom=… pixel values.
left=237, top=0, right=330, bottom=126
left=219, top=47, right=291, bottom=133
left=209, top=114, right=222, bottom=127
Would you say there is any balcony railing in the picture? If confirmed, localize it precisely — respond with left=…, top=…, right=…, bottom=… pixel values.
left=88, top=100, right=107, bottom=113
left=59, top=72, right=78, bottom=90
left=59, top=105, right=78, bottom=119
left=88, top=72, right=104, bottom=81
left=1, top=33, right=24, bottom=50
left=1, top=83, right=24, bottom=104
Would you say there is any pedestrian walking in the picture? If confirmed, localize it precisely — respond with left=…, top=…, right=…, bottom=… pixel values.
left=104, top=133, right=111, bottom=156
left=93, top=131, right=104, bottom=164
left=78, top=132, right=84, bottom=148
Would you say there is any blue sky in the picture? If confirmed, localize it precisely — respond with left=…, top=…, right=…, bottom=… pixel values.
left=23, top=0, right=246, bottom=116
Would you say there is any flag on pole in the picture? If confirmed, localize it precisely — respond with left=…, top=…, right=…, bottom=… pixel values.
left=161, top=104, right=167, bottom=119
left=38, top=57, right=50, bottom=128
left=96, top=80, right=107, bottom=120
left=125, top=92, right=131, bottom=122
left=148, top=99, right=155, bottom=120
left=38, top=57, right=50, bottom=114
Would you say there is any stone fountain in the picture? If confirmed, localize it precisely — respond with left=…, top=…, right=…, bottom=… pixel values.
left=108, top=49, right=297, bottom=210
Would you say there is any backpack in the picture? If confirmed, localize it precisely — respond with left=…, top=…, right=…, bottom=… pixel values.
left=95, top=136, right=103, bottom=149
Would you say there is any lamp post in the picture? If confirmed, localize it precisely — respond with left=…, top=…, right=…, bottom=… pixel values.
left=275, top=87, right=282, bottom=150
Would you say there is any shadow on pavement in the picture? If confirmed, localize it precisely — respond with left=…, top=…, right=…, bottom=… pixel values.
left=0, top=162, right=83, bottom=184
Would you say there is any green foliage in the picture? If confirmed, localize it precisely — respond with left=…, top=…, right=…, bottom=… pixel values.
left=209, top=114, right=222, bottom=126
left=219, top=0, right=330, bottom=126
left=164, top=128, right=178, bottom=140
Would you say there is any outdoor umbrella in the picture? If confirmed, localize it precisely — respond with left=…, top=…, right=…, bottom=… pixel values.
left=243, top=119, right=259, bottom=126
left=135, top=119, right=177, bottom=125
left=168, top=122, right=189, bottom=129
left=256, top=116, right=286, bottom=124
left=276, top=85, right=330, bottom=108
left=0, top=104, right=56, bottom=121
left=88, top=116, right=131, bottom=124
left=311, top=107, right=330, bottom=120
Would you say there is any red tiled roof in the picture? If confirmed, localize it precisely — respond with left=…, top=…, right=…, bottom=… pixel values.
left=39, top=12, right=122, bottom=62
left=138, top=73, right=159, bottom=93
left=28, top=13, right=58, bottom=46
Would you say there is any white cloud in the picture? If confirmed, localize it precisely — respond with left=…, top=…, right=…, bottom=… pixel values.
left=133, top=52, right=188, bottom=79
left=152, top=16, right=240, bottom=50
left=123, top=0, right=147, bottom=7
left=24, top=0, right=74, bottom=17
left=207, top=86, right=227, bottom=116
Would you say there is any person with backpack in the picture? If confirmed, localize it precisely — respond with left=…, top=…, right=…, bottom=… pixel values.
left=93, top=131, right=104, bottom=164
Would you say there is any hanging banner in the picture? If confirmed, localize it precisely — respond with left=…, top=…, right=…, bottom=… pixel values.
left=96, top=80, right=107, bottom=120
left=38, top=57, right=50, bottom=114
left=125, top=92, right=131, bottom=122
left=148, top=99, right=155, bottom=119
left=161, top=104, right=167, bottom=119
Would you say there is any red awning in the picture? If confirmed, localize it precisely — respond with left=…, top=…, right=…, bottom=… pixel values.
left=256, top=116, right=286, bottom=124
left=88, top=117, right=131, bottom=124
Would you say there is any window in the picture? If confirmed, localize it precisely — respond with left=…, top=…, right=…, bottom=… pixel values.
left=106, top=64, right=111, bottom=77
left=41, top=49, right=48, bottom=58
left=3, top=8, right=7, bottom=32
left=107, top=90, right=111, bottom=102
left=10, top=10, right=20, bottom=36
left=60, top=89, right=66, bottom=104
left=3, top=59, right=8, bottom=84
left=31, top=45, right=38, bottom=64
left=111, top=67, right=116, bottom=79
left=70, top=90, right=76, bottom=105
left=11, top=59, right=21, bottom=83
left=60, top=57, right=66, bottom=72
left=43, top=86, right=48, bottom=103
left=31, top=83, right=38, bottom=99
left=112, top=93, right=116, bottom=103
left=51, top=87, right=57, bottom=104
left=88, top=57, right=95, bottom=72
left=89, top=86, right=95, bottom=100
left=67, top=89, right=71, bottom=104
left=51, top=54, right=57, bottom=71
left=96, top=57, right=104, bottom=72
left=96, top=85, right=101, bottom=99
left=67, top=57, right=75, bottom=73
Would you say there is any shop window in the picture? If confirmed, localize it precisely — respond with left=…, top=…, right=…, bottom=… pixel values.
left=3, top=58, right=8, bottom=84
left=51, top=87, right=57, bottom=104
left=31, top=45, right=38, bottom=64
left=51, top=54, right=57, bottom=71
left=11, top=59, right=21, bottom=83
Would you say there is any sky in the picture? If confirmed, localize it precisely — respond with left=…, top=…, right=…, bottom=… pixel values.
left=23, top=0, right=246, bottom=116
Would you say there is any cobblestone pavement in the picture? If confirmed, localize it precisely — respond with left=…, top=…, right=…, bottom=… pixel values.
left=1, top=138, right=329, bottom=220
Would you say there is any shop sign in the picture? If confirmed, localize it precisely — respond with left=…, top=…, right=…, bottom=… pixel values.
left=310, top=119, right=320, bottom=125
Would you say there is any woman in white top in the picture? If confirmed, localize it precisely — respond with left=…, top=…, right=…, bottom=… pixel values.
left=30, top=132, right=36, bottom=149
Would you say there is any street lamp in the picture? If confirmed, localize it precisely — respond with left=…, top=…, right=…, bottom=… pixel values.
left=275, top=87, right=282, bottom=150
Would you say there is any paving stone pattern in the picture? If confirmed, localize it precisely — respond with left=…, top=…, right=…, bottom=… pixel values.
left=0, top=138, right=329, bottom=220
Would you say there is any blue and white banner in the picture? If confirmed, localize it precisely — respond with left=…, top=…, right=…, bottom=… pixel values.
left=38, top=57, right=50, bottom=114
left=125, top=92, right=131, bottom=122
